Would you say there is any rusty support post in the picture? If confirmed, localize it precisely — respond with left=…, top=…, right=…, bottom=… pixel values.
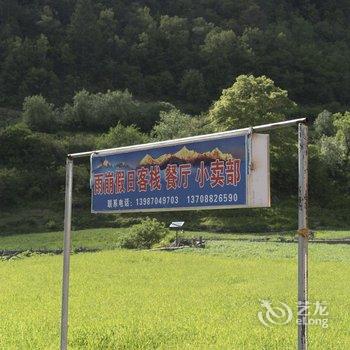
left=298, top=123, right=308, bottom=350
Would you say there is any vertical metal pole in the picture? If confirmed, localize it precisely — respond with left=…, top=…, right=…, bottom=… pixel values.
left=60, top=158, right=73, bottom=350
left=298, top=123, right=308, bottom=350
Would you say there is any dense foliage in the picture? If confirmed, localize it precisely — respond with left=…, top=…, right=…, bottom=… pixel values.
left=1, top=0, right=350, bottom=112
left=0, top=0, right=349, bottom=232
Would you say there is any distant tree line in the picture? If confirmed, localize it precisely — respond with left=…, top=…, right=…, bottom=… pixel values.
left=1, top=75, right=349, bottom=224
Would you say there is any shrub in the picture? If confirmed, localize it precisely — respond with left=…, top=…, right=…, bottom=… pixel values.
left=120, top=218, right=170, bottom=249
left=62, top=90, right=173, bottom=132
left=62, top=89, right=139, bottom=131
left=151, top=108, right=212, bottom=141
left=97, top=123, right=148, bottom=149
left=22, top=95, right=58, bottom=132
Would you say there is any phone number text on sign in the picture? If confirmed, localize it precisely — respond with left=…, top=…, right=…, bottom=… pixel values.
left=91, top=134, right=247, bottom=213
left=105, top=192, right=240, bottom=210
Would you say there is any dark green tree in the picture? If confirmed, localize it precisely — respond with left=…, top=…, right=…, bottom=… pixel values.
left=67, top=0, right=102, bottom=85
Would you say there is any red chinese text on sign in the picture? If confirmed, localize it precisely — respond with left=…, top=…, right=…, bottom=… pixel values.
left=195, top=161, right=209, bottom=188
left=127, top=170, right=136, bottom=192
left=210, top=159, right=225, bottom=187
left=150, top=165, right=162, bottom=191
left=94, top=173, right=104, bottom=195
left=178, top=164, right=191, bottom=189
left=137, top=167, right=149, bottom=192
left=226, top=158, right=241, bottom=186
left=165, top=164, right=178, bottom=190
left=104, top=172, right=115, bottom=194
left=115, top=170, right=125, bottom=193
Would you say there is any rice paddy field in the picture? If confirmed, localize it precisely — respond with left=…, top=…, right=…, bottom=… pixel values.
left=1, top=229, right=350, bottom=349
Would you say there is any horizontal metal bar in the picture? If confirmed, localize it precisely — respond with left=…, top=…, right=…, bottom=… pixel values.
left=253, top=118, right=307, bottom=132
left=68, top=117, right=307, bottom=159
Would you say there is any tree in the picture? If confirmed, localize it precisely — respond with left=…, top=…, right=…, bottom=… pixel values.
left=36, top=5, right=61, bottom=35
left=306, top=111, right=350, bottom=205
left=124, top=6, right=156, bottom=42
left=97, top=123, right=148, bottom=149
left=19, top=67, right=60, bottom=102
left=209, top=75, right=297, bottom=130
left=137, top=101, right=174, bottom=132
left=313, top=110, right=334, bottom=138
left=151, top=108, right=213, bottom=141
left=98, top=8, right=117, bottom=43
left=209, top=75, right=298, bottom=199
left=200, top=28, right=249, bottom=97
left=317, top=111, right=350, bottom=175
left=22, top=95, right=58, bottom=132
left=63, top=89, right=138, bottom=131
left=158, top=15, right=190, bottom=75
left=0, top=35, right=59, bottom=106
left=68, top=0, right=102, bottom=82
left=62, top=89, right=171, bottom=132
left=179, top=69, right=207, bottom=104
left=96, top=8, right=121, bottom=90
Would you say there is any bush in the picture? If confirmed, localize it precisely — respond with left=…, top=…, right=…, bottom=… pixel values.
left=97, top=123, right=148, bottom=149
left=62, top=90, right=174, bottom=132
left=151, top=108, right=213, bottom=141
left=22, top=95, right=58, bottom=132
left=61, top=89, right=138, bottom=131
left=120, top=218, right=170, bottom=249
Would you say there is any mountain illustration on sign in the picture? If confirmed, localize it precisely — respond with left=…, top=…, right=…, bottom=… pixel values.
left=139, top=146, right=233, bottom=168
left=95, top=159, right=132, bottom=170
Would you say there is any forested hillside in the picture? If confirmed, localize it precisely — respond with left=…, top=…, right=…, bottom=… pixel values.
left=0, top=0, right=349, bottom=233
left=1, top=0, right=350, bottom=112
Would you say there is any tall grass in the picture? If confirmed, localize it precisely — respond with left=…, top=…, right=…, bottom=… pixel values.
left=0, top=242, right=349, bottom=349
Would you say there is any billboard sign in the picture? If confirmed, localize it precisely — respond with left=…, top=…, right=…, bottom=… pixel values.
left=90, top=132, right=270, bottom=213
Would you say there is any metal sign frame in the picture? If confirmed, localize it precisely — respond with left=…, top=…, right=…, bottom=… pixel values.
left=60, top=118, right=309, bottom=350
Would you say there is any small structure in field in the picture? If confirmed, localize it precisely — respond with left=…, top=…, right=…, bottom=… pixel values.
left=168, top=221, right=205, bottom=249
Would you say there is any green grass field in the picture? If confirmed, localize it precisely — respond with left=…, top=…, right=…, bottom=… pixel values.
left=1, top=229, right=350, bottom=349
